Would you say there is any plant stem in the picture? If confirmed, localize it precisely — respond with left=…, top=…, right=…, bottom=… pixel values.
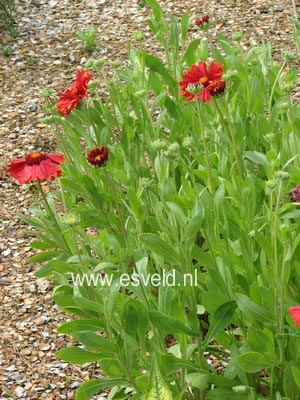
left=291, top=0, right=298, bottom=18
left=103, top=168, right=128, bottom=245
left=37, top=181, right=72, bottom=255
left=196, top=100, right=215, bottom=196
left=288, top=96, right=300, bottom=166
left=268, top=61, right=286, bottom=119
left=216, top=97, right=244, bottom=177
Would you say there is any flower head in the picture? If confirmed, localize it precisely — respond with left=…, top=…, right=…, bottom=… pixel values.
left=56, top=70, right=93, bottom=117
left=179, top=61, right=225, bottom=103
left=289, top=185, right=300, bottom=203
left=289, top=306, right=300, bottom=326
left=87, top=147, right=109, bottom=166
left=7, top=152, right=65, bottom=185
left=195, top=15, right=209, bottom=27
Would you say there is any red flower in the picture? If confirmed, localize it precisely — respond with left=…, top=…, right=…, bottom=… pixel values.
left=179, top=61, right=225, bottom=103
left=56, top=70, right=93, bottom=117
left=195, top=15, right=209, bottom=27
left=289, top=306, right=300, bottom=326
left=87, top=147, right=109, bottom=166
left=7, top=152, right=65, bottom=185
left=289, top=185, right=300, bottom=203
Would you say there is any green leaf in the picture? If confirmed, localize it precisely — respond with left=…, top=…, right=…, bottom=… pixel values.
left=244, top=151, right=269, bottom=166
left=292, top=366, right=300, bottom=390
left=56, top=347, right=102, bottom=365
left=149, top=310, right=200, bottom=337
left=57, top=319, right=104, bottom=333
left=73, top=331, right=118, bottom=354
left=76, top=378, right=129, bottom=400
left=205, top=301, right=237, bottom=345
left=181, top=39, right=201, bottom=64
left=141, top=359, right=173, bottom=400
left=140, top=233, right=181, bottom=265
left=206, top=388, right=246, bottom=399
left=28, top=251, right=61, bottom=263
left=144, top=55, right=177, bottom=95
left=145, top=0, right=163, bottom=22
left=235, top=293, right=275, bottom=324
left=237, top=351, right=277, bottom=373
left=128, top=188, right=143, bottom=219
left=181, top=12, right=189, bottom=45
left=185, top=373, right=209, bottom=390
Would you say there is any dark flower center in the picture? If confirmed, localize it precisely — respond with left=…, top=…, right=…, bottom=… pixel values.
left=25, top=152, right=48, bottom=165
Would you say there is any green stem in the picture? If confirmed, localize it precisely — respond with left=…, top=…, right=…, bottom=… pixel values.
left=288, top=96, right=300, bottom=166
left=268, top=61, right=286, bottom=119
left=217, top=97, right=244, bottom=177
left=196, top=100, right=215, bottom=195
left=103, top=168, right=128, bottom=244
left=37, top=182, right=72, bottom=255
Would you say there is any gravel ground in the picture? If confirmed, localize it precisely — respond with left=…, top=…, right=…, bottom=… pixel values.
left=0, top=0, right=299, bottom=399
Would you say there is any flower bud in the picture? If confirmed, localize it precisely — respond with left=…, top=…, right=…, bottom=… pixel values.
left=275, top=171, right=290, bottom=180
left=111, top=60, right=121, bottom=69
left=42, top=116, right=55, bottom=125
left=266, top=179, right=277, bottom=189
left=282, top=51, right=296, bottom=62
left=134, top=31, right=145, bottom=41
left=153, top=138, right=168, bottom=151
left=182, top=137, right=194, bottom=149
left=163, top=142, right=180, bottom=160
left=42, top=88, right=54, bottom=99
left=84, top=58, right=94, bottom=69
left=289, top=185, right=300, bottom=202
left=135, top=89, right=146, bottom=97
left=94, top=58, right=105, bottom=68
left=137, top=0, right=146, bottom=8
left=186, top=84, right=201, bottom=95
left=140, top=177, right=153, bottom=189
left=63, top=213, right=80, bottom=227
left=264, top=133, right=275, bottom=143
left=88, top=81, right=99, bottom=91
left=232, top=31, right=243, bottom=42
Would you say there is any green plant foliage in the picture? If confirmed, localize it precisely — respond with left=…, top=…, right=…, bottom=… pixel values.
left=75, top=25, right=98, bottom=52
left=11, top=0, right=300, bottom=399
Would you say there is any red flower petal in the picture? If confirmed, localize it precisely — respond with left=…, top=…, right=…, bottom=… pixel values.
left=179, top=61, right=225, bottom=102
left=7, top=152, right=64, bottom=185
left=289, top=306, right=300, bottom=326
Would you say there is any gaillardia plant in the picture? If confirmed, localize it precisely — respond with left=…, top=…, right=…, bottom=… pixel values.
left=9, top=0, right=300, bottom=399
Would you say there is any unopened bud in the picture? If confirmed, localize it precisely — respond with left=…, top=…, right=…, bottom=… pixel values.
left=153, top=138, right=168, bottom=151
left=63, top=213, right=80, bottom=227
left=182, top=137, right=194, bottom=149
left=232, top=31, right=243, bottom=42
left=42, top=88, right=53, bottom=99
left=94, top=59, right=105, bottom=68
left=111, top=60, right=121, bottom=69
left=275, top=171, right=290, bottom=180
left=140, top=177, right=153, bottom=189
left=163, top=142, right=180, bottom=160
left=134, top=31, right=145, bottom=41
left=84, top=58, right=94, bottom=68
left=266, top=179, right=277, bottom=189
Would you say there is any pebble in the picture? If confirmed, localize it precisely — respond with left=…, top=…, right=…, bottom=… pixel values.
left=15, top=386, right=26, bottom=398
left=8, top=374, right=23, bottom=381
left=30, top=103, right=38, bottom=112
left=5, top=365, right=16, bottom=372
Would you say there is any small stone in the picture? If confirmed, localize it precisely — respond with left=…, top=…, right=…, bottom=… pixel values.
left=2, top=249, right=11, bottom=256
left=20, top=348, right=31, bottom=356
left=40, top=344, right=51, bottom=351
left=30, top=104, right=38, bottom=112
left=8, top=374, right=23, bottom=381
left=15, top=386, right=26, bottom=398
left=5, top=365, right=16, bottom=372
